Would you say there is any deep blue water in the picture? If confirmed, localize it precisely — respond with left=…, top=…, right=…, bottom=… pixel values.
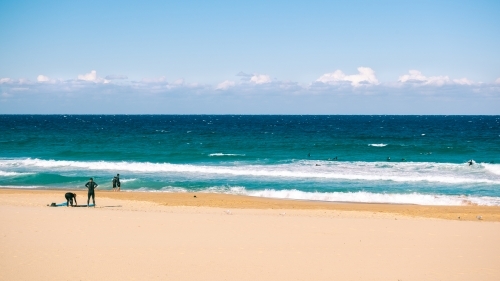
left=1, top=115, right=499, bottom=205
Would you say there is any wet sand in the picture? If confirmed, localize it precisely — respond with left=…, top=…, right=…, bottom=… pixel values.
left=2, top=188, right=500, bottom=221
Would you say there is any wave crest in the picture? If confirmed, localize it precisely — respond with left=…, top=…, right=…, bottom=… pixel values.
left=368, top=143, right=388, bottom=147
left=209, top=153, right=246, bottom=157
left=0, top=158, right=499, bottom=185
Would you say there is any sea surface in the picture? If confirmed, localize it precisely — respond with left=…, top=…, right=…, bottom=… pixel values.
left=1, top=115, right=499, bottom=206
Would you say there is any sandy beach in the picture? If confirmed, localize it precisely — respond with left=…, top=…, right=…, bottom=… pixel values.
left=1, top=188, right=500, bottom=280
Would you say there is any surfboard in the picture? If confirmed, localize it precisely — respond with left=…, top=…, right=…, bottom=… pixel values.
left=49, top=202, right=94, bottom=207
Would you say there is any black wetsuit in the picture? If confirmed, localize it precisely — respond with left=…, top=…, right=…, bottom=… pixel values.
left=85, top=181, right=98, bottom=205
left=65, top=192, right=76, bottom=206
left=112, top=177, right=120, bottom=188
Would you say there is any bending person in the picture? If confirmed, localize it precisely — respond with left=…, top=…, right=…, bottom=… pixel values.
left=65, top=192, right=77, bottom=207
left=85, top=178, right=98, bottom=207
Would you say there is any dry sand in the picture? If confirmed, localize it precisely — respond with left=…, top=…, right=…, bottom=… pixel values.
left=1, top=188, right=499, bottom=280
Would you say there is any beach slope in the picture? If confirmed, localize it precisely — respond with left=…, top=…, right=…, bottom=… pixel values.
left=1, top=189, right=499, bottom=280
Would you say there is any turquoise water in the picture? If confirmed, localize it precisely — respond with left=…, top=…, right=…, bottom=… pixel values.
left=1, top=115, right=499, bottom=205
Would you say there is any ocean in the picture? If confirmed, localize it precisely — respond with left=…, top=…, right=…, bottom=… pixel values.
left=1, top=115, right=499, bottom=206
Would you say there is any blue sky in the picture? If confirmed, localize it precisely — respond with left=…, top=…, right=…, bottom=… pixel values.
left=1, top=0, right=499, bottom=114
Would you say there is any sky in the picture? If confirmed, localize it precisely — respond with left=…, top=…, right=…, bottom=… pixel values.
left=1, top=0, right=499, bottom=114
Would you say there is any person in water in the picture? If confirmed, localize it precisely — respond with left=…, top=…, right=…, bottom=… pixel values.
left=85, top=178, right=98, bottom=207
left=112, top=174, right=121, bottom=192
left=468, top=160, right=474, bottom=166
left=65, top=192, right=77, bottom=207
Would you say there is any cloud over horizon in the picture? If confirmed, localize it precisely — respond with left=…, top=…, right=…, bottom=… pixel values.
left=77, top=70, right=97, bottom=81
left=398, top=70, right=474, bottom=86
left=1, top=67, right=499, bottom=114
left=77, top=70, right=109, bottom=83
left=216, top=80, right=235, bottom=90
left=250, top=74, right=272, bottom=84
left=37, top=75, right=50, bottom=82
left=316, top=67, right=379, bottom=86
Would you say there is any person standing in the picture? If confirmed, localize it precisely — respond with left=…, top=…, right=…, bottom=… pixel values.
left=112, top=174, right=121, bottom=192
left=85, top=178, right=98, bottom=207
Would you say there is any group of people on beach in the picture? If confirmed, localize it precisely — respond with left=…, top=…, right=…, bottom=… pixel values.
left=64, top=174, right=120, bottom=207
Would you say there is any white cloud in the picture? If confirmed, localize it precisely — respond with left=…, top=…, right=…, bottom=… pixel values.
left=78, top=70, right=97, bottom=81
left=250, top=74, right=271, bottom=84
left=0, top=78, right=31, bottom=85
left=1, top=69, right=500, bottom=114
left=76, top=70, right=111, bottom=83
left=424, top=76, right=451, bottom=86
left=37, top=75, right=50, bottom=82
left=398, top=70, right=427, bottom=83
left=216, top=80, right=235, bottom=90
left=452, top=78, right=473, bottom=85
left=398, top=70, right=450, bottom=86
left=398, top=70, right=474, bottom=86
left=316, top=67, right=379, bottom=86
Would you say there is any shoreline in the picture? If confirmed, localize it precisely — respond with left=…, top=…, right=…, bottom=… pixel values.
left=2, top=188, right=500, bottom=221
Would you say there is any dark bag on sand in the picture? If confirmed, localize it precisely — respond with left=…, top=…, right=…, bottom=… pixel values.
left=50, top=203, right=56, bottom=207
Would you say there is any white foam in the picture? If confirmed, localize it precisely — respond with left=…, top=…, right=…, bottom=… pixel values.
left=132, top=186, right=245, bottom=194
left=119, top=178, right=137, bottom=183
left=1, top=158, right=499, bottom=185
left=246, top=189, right=500, bottom=206
left=209, top=153, right=246, bottom=157
left=160, top=186, right=188, bottom=193
left=0, top=185, right=40, bottom=189
left=124, top=186, right=500, bottom=206
left=484, top=163, right=500, bottom=176
left=198, top=186, right=247, bottom=194
left=0, top=171, right=33, bottom=177
left=368, top=143, right=388, bottom=147
left=129, top=186, right=189, bottom=193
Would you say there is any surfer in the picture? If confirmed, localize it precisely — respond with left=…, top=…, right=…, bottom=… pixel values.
left=468, top=160, right=473, bottom=166
left=112, top=174, right=121, bottom=192
left=85, top=178, right=98, bottom=207
left=65, top=192, right=77, bottom=207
